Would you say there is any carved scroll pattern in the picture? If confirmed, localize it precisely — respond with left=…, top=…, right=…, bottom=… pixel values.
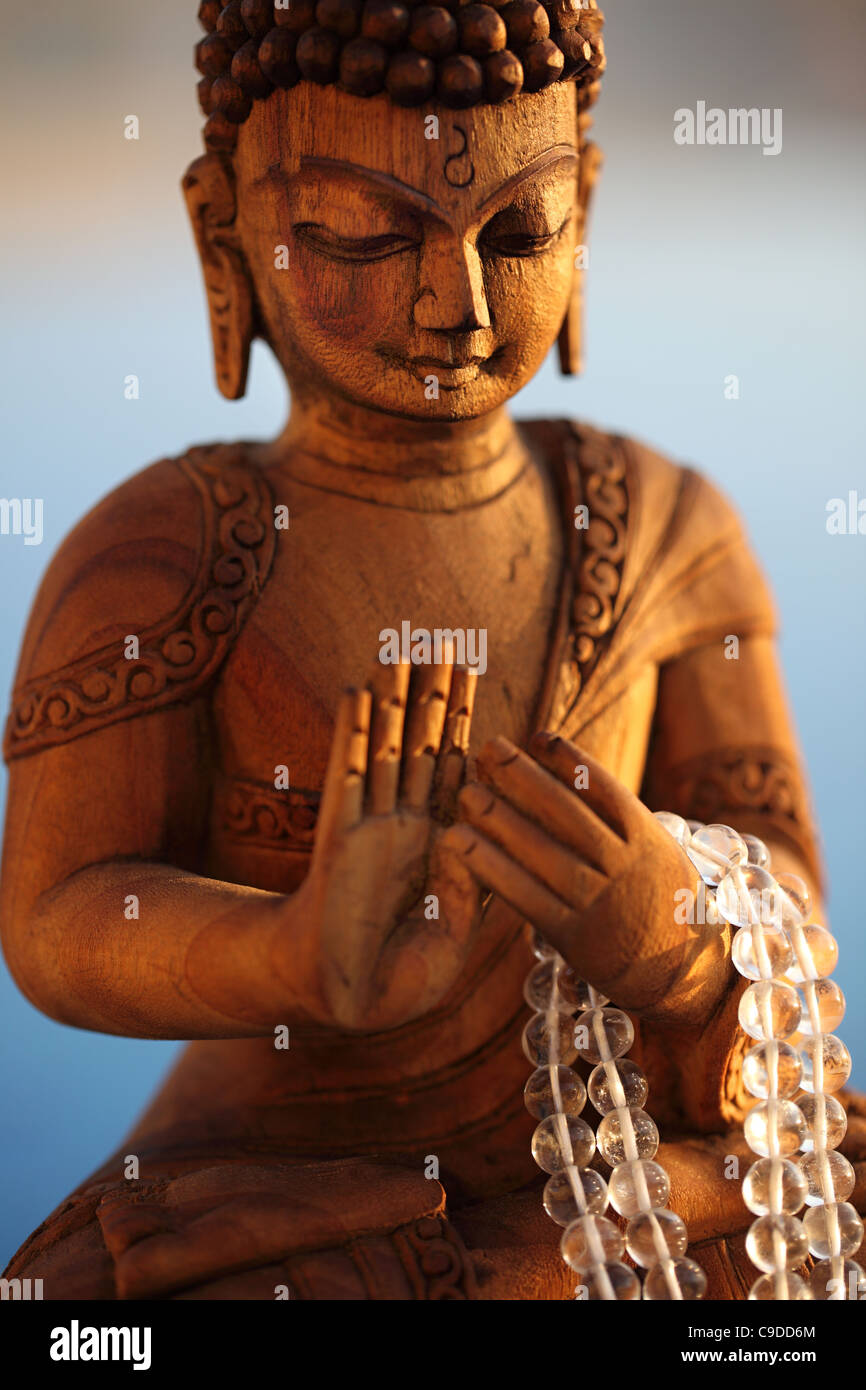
left=214, top=776, right=319, bottom=853
left=648, top=745, right=822, bottom=887
left=391, top=1214, right=478, bottom=1300
left=547, top=422, right=630, bottom=730
left=3, top=447, right=276, bottom=760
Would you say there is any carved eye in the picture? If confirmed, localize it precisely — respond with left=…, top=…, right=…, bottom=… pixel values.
left=294, top=223, right=418, bottom=263
left=481, top=212, right=572, bottom=260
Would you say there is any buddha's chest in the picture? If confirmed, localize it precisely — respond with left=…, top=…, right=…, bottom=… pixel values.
left=207, top=473, right=564, bottom=885
left=219, top=481, right=563, bottom=751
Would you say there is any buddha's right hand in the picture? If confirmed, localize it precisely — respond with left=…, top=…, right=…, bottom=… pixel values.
left=277, top=660, right=485, bottom=1031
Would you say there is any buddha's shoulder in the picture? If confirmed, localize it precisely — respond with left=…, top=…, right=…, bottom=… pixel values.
left=10, top=441, right=274, bottom=691
left=529, top=417, right=753, bottom=549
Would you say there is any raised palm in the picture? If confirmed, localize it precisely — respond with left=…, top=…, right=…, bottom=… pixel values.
left=296, top=659, right=483, bottom=1030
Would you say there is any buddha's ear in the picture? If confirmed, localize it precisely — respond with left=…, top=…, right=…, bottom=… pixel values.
left=557, top=140, right=604, bottom=377
left=182, top=153, right=254, bottom=401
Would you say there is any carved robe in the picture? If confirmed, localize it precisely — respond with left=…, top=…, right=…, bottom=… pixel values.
left=3, top=420, right=863, bottom=1300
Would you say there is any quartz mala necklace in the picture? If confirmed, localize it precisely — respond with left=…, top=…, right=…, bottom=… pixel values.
left=523, top=816, right=863, bottom=1301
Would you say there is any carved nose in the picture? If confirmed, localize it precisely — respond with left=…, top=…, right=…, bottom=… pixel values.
left=413, top=240, right=491, bottom=333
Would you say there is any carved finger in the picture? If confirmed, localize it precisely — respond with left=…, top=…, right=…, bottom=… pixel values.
left=367, top=662, right=410, bottom=816
left=401, top=662, right=453, bottom=811
left=433, top=666, right=478, bottom=822
left=439, top=823, right=578, bottom=946
left=528, top=731, right=640, bottom=839
left=475, top=736, right=623, bottom=872
left=315, top=688, right=371, bottom=848
left=458, top=783, right=605, bottom=905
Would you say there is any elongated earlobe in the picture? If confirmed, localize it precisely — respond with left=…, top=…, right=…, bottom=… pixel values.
left=558, top=140, right=603, bottom=377
left=183, top=153, right=254, bottom=401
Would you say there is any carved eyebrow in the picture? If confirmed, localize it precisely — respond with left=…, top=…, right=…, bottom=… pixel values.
left=477, top=146, right=578, bottom=215
left=258, top=146, right=578, bottom=224
left=294, top=157, right=443, bottom=217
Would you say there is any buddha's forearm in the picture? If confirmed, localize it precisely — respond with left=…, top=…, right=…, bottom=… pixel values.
left=8, top=860, right=322, bottom=1039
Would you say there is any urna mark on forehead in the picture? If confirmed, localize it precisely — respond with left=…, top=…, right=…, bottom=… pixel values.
left=235, top=81, right=578, bottom=215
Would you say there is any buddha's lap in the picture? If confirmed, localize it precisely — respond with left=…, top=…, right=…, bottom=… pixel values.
left=9, top=1131, right=856, bottom=1300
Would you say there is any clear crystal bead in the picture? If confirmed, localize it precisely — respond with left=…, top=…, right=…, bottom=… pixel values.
left=743, top=833, right=771, bottom=869
left=800, top=1149, right=855, bottom=1206
left=797, top=979, right=846, bottom=1036
left=742, top=1157, right=808, bottom=1216
left=574, top=1007, right=635, bottom=1063
left=574, top=1261, right=641, bottom=1301
left=531, top=929, right=557, bottom=960
left=698, top=881, right=723, bottom=927
left=608, top=1159, right=671, bottom=1217
left=799, top=1034, right=852, bottom=1094
left=742, top=1041, right=803, bottom=1099
left=773, top=872, right=812, bottom=926
left=731, top=923, right=793, bottom=981
left=738, top=980, right=801, bottom=1041
left=521, top=1012, right=578, bottom=1067
left=785, top=923, right=838, bottom=982
left=626, top=1208, right=688, bottom=1268
left=810, top=1258, right=866, bottom=1301
left=573, top=979, right=610, bottom=1009
left=749, top=1272, right=812, bottom=1300
left=654, top=811, right=691, bottom=845
left=642, top=1256, right=707, bottom=1301
left=743, top=1099, right=806, bottom=1157
left=587, top=1059, right=648, bottom=1115
left=716, top=864, right=781, bottom=927
left=685, top=823, right=747, bottom=885
left=802, top=1202, right=864, bottom=1259
left=523, top=958, right=584, bottom=1013
left=798, top=1093, right=847, bottom=1152
left=597, top=1106, right=659, bottom=1165
left=746, top=1214, right=809, bottom=1272
left=561, top=1214, right=623, bottom=1271
left=524, top=1065, right=587, bottom=1120
left=543, top=1168, right=608, bottom=1226
left=531, top=1113, right=595, bottom=1174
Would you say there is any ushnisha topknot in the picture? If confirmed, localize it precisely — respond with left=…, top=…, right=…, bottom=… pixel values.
left=195, top=0, right=605, bottom=151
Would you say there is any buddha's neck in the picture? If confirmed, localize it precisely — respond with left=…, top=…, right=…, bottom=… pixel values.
left=264, top=393, right=531, bottom=511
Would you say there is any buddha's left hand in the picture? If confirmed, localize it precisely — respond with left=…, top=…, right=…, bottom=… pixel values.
left=441, top=732, right=730, bottom=1028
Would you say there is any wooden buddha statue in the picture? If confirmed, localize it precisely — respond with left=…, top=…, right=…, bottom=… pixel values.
left=2, top=0, right=864, bottom=1300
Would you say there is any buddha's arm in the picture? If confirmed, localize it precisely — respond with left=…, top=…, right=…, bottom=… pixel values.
left=0, top=459, right=324, bottom=1037
left=0, top=705, right=329, bottom=1039
left=1, top=664, right=480, bottom=1040
left=637, top=631, right=824, bottom=1127
left=643, top=633, right=823, bottom=914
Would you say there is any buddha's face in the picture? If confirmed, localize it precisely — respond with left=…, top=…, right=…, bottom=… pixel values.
left=231, top=83, right=580, bottom=421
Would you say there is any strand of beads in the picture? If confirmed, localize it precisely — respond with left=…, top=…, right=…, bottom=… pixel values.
left=523, top=932, right=705, bottom=1299
left=576, top=984, right=707, bottom=1300
left=523, top=940, right=633, bottom=1300
left=526, top=813, right=862, bottom=1302
left=780, top=883, right=865, bottom=1300
left=719, top=856, right=812, bottom=1298
left=657, top=814, right=813, bottom=1299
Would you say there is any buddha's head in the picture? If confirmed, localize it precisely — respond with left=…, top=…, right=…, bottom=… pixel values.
left=184, top=0, right=605, bottom=422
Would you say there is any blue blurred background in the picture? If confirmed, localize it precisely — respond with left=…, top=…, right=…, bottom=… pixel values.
left=1, top=0, right=864, bottom=1266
